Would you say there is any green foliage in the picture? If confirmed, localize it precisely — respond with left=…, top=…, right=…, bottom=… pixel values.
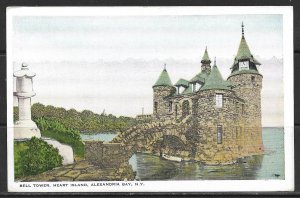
left=35, top=117, right=84, bottom=157
left=13, top=103, right=136, bottom=160
left=31, top=103, right=136, bottom=133
left=14, top=137, right=62, bottom=178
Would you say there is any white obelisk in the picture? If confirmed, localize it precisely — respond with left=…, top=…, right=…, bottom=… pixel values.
left=13, top=63, right=41, bottom=139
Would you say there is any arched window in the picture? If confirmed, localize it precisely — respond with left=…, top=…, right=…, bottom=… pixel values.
left=182, top=100, right=190, bottom=118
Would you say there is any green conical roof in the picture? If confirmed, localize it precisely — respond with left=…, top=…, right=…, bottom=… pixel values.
left=153, top=69, right=173, bottom=87
left=201, top=47, right=211, bottom=63
left=232, top=36, right=261, bottom=66
left=236, top=36, right=252, bottom=60
left=201, top=60, right=232, bottom=91
left=174, top=78, right=189, bottom=88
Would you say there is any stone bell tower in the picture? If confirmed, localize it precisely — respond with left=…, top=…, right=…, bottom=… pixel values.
left=227, top=23, right=263, bottom=154
left=13, top=63, right=41, bottom=139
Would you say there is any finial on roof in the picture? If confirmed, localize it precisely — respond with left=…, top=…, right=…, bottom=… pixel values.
left=214, top=57, right=216, bottom=66
left=242, top=22, right=244, bottom=37
left=163, top=63, right=166, bottom=70
left=21, top=62, right=28, bottom=70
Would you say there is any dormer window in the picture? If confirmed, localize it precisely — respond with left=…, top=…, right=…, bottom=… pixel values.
left=177, top=86, right=185, bottom=95
left=191, top=82, right=202, bottom=92
left=239, top=61, right=249, bottom=71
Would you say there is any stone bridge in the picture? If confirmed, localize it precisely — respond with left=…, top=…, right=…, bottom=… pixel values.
left=84, top=115, right=200, bottom=167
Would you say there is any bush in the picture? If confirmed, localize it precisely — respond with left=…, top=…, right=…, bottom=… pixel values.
left=15, top=137, right=62, bottom=178
left=35, top=117, right=84, bottom=157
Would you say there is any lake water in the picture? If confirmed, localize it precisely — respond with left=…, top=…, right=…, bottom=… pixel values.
left=80, top=127, right=284, bottom=180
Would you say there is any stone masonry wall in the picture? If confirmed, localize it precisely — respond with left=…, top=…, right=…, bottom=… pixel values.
left=193, top=89, right=246, bottom=164
left=84, top=141, right=131, bottom=168
left=166, top=95, right=193, bottom=120
left=228, top=73, right=263, bottom=155
left=153, top=86, right=176, bottom=119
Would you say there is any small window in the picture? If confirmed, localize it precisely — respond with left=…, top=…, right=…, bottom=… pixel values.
left=217, top=125, right=223, bottom=144
left=168, top=101, right=173, bottom=113
left=241, top=104, right=245, bottom=114
left=216, top=94, right=223, bottom=108
left=154, top=102, right=158, bottom=113
left=251, top=76, right=255, bottom=83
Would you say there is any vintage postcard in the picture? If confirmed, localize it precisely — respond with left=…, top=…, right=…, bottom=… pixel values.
left=6, top=6, right=294, bottom=192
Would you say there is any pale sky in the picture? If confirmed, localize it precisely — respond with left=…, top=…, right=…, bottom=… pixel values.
left=11, top=14, right=283, bottom=127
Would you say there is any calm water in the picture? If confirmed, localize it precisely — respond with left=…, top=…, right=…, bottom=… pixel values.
left=81, top=133, right=117, bottom=142
left=80, top=127, right=284, bottom=180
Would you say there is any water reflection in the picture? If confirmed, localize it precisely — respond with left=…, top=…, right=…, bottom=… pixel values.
left=130, top=153, right=264, bottom=180
left=130, top=128, right=284, bottom=180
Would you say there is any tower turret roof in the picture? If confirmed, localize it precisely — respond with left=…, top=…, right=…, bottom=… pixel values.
left=232, top=23, right=261, bottom=66
left=201, top=46, right=211, bottom=63
left=153, top=66, right=173, bottom=87
left=201, top=58, right=232, bottom=91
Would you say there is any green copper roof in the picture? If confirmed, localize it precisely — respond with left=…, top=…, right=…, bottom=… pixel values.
left=201, top=47, right=211, bottom=63
left=174, top=78, right=189, bottom=88
left=236, top=36, right=252, bottom=60
left=201, top=61, right=232, bottom=91
left=182, top=84, right=193, bottom=95
left=232, top=36, right=261, bottom=66
left=153, top=69, right=173, bottom=87
left=190, top=71, right=208, bottom=83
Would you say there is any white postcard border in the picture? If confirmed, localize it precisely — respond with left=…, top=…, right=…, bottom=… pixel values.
left=6, top=6, right=294, bottom=192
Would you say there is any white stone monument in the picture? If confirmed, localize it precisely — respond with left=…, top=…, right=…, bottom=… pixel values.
left=13, top=63, right=41, bottom=139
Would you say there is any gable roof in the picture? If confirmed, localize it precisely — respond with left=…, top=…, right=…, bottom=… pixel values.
left=201, top=61, right=232, bottom=91
left=174, top=78, right=189, bottom=88
left=153, top=69, right=173, bottom=87
left=190, top=71, right=208, bottom=84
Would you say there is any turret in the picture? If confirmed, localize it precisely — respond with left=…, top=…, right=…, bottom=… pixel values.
left=188, top=47, right=211, bottom=93
left=227, top=22, right=263, bottom=154
left=201, top=46, right=212, bottom=74
left=152, top=64, right=176, bottom=119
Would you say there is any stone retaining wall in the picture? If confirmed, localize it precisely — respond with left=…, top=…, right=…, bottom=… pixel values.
left=84, top=141, right=131, bottom=168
